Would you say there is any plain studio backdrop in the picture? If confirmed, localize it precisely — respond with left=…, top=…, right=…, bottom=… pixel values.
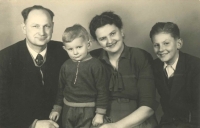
left=0, top=0, right=200, bottom=122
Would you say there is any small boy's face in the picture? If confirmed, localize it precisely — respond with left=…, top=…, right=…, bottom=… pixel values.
left=63, top=37, right=90, bottom=61
left=152, top=33, right=182, bottom=65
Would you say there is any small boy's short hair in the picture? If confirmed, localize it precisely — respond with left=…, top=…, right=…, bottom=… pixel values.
left=62, top=24, right=90, bottom=43
left=89, top=11, right=123, bottom=41
left=149, top=22, right=180, bottom=40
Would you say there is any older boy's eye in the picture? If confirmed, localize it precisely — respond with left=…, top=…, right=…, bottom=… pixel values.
left=68, top=48, right=72, bottom=51
left=77, top=46, right=82, bottom=49
left=164, top=42, right=169, bottom=45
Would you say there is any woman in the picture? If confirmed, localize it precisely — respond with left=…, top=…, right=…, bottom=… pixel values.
left=89, top=11, right=157, bottom=128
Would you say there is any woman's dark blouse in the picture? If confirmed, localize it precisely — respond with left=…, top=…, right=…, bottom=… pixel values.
left=90, top=45, right=156, bottom=110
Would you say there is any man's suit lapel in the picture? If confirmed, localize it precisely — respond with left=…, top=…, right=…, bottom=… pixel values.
left=19, top=39, right=35, bottom=67
left=170, top=51, right=186, bottom=102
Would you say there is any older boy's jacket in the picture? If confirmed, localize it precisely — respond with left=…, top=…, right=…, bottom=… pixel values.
left=0, top=39, right=68, bottom=128
left=153, top=51, right=200, bottom=127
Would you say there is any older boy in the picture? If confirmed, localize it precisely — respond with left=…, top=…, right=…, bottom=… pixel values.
left=150, top=22, right=200, bottom=128
left=49, top=24, right=109, bottom=128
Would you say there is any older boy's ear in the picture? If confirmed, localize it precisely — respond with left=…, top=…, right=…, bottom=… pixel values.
left=21, top=22, right=26, bottom=35
left=177, top=38, right=183, bottom=50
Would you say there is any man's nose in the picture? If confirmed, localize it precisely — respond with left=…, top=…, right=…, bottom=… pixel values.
left=39, top=27, right=45, bottom=35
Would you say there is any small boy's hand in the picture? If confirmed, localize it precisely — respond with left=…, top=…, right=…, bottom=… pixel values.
left=49, top=111, right=60, bottom=122
left=92, top=113, right=104, bottom=127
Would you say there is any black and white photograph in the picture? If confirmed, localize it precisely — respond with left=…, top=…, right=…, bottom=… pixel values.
left=0, top=0, right=200, bottom=128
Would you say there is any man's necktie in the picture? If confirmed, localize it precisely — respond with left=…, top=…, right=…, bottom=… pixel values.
left=35, top=54, right=44, bottom=66
left=165, top=65, right=175, bottom=78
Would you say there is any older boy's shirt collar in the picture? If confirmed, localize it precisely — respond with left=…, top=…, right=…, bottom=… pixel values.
left=26, top=42, right=47, bottom=60
left=163, top=55, right=179, bottom=70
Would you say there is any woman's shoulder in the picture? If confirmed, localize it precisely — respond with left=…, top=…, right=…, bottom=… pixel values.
left=90, top=48, right=103, bottom=58
left=126, top=46, right=152, bottom=60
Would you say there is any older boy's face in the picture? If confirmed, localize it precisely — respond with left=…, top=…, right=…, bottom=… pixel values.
left=22, top=9, right=54, bottom=50
left=152, top=33, right=181, bottom=65
left=63, top=37, right=89, bottom=61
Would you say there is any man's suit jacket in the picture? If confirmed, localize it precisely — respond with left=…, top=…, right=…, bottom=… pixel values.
left=0, top=39, right=68, bottom=128
left=153, top=51, right=200, bottom=127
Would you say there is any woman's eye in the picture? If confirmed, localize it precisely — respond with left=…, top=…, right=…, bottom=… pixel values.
left=99, top=37, right=106, bottom=41
left=110, top=32, right=116, bottom=36
left=153, top=44, right=159, bottom=47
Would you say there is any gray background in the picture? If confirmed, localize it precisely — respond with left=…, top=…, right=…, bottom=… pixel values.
left=0, top=0, right=200, bottom=122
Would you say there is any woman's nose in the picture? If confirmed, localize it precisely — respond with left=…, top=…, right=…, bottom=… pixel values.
left=107, top=36, right=112, bottom=44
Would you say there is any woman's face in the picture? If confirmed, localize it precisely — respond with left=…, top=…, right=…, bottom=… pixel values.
left=95, top=24, right=124, bottom=53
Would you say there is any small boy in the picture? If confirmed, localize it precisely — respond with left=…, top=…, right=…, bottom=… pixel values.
left=150, top=22, right=200, bottom=128
left=49, top=24, right=109, bottom=128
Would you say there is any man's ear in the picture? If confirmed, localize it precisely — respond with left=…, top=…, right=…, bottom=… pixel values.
left=177, top=38, right=183, bottom=50
left=51, top=22, right=54, bottom=33
left=21, top=22, right=26, bottom=35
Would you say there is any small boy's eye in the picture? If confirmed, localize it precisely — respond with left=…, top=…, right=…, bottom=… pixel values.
left=68, top=48, right=72, bottom=51
left=77, top=46, right=82, bottom=49
left=153, top=44, right=159, bottom=47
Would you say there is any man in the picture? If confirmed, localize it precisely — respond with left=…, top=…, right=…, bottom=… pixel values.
left=0, top=5, right=68, bottom=128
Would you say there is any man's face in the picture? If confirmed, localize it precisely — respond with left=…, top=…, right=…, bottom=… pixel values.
left=22, top=9, right=54, bottom=50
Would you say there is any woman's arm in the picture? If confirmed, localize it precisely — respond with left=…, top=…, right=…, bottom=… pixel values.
left=100, top=106, right=154, bottom=128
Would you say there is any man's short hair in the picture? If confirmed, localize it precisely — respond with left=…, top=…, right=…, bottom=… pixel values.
left=62, top=24, right=90, bottom=43
left=21, top=5, right=54, bottom=22
left=149, top=22, right=180, bottom=40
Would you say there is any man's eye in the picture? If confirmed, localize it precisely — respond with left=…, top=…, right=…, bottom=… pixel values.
left=45, top=25, right=51, bottom=28
left=33, top=25, right=39, bottom=28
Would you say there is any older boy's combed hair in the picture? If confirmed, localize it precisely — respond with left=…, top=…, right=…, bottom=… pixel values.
left=21, top=5, right=54, bottom=22
left=89, top=11, right=123, bottom=41
left=62, top=24, right=89, bottom=43
left=149, top=22, right=180, bottom=40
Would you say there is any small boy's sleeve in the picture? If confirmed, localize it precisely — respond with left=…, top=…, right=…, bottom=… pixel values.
left=54, top=64, right=66, bottom=106
left=93, top=61, right=110, bottom=114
